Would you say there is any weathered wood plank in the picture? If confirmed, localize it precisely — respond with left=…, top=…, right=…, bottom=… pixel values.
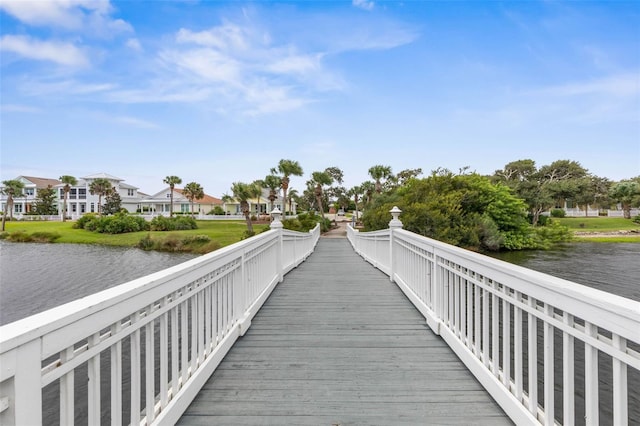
left=178, top=239, right=512, bottom=425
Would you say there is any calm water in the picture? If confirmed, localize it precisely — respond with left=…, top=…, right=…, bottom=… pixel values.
left=1, top=241, right=638, bottom=424
left=0, top=241, right=197, bottom=325
left=491, top=242, right=640, bottom=302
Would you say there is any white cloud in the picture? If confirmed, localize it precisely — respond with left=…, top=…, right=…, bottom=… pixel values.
left=353, top=0, right=375, bottom=11
left=0, top=35, right=89, bottom=67
left=126, top=38, right=142, bottom=51
left=532, top=73, right=639, bottom=98
left=1, top=104, right=41, bottom=113
left=0, top=0, right=132, bottom=36
left=112, top=115, right=159, bottom=129
left=159, top=48, right=242, bottom=84
left=176, top=23, right=250, bottom=51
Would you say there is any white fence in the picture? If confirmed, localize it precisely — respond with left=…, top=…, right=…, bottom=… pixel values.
left=347, top=212, right=639, bottom=426
left=0, top=222, right=319, bottom=425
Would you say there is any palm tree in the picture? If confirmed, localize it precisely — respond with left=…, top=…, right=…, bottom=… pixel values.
left=368, top=165, right=393, bottom=193
left=221, top=193, right=234, bottom=215
left=89, top=178, right=112, bottom=216
left=1, top=179, right=25, bottom=231
left=287, top=188, right=299, bottom=214
left=264, top=174, right=282, bottom=213
left=251, top=180, right=265, bottom=216
left=59, top=175, right=77, bottom=221
left=349, top=185, right=363, bottom=222
left=361, top=181, right=375, bottom=205
left=309, top=171, right=334, bottom=217
left=272, top=159, right=303, bottom=216
left=231, top=181, right=262, bottom=234
left=183, top=182, right=204, bottom=218
left=163, top=175, right=182, bottom=217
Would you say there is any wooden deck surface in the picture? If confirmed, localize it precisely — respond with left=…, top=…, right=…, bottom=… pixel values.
left=178, top=238, right=512, bottom=425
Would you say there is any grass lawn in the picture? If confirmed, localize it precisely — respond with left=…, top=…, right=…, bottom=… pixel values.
left=2, top=220, right=270, bottom=250
left=554, top=217, right=640, bottom=243
left=555, top=217, right=640, bottom=232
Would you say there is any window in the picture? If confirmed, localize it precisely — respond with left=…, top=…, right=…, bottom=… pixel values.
left=78, top=188, right=87, bottom=198
left=128, top=189, right=135, bottom=196
left=181, top=204, right=189, bottom=213
left=166, top=193, right=171, bottom=198
left=14, top=204, right=22, bottom=213
left=90, top=203, right=95, bottom=213
left=72, top=204, right=77, bottom=213
left=24, top=188, right=34, bottom=196
left=70, top=189, right=77, bottom=200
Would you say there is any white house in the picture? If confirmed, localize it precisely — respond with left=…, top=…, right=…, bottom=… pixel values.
left=140, top=187, right=223, bottom=216
left=0, top=176, right=62, bottom=215
left=222, top=188, right=296, bottom=216
left=56, top=173, right=145, bottom=217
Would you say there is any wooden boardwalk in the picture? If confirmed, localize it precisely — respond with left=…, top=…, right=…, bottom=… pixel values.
left=178, top=238, right=512, bottom=425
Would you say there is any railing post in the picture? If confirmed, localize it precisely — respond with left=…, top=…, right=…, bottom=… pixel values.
left=270, top=208, right=284, bottom=283
left=388, top=206, right=403, bottom=283
left=7, top=339, right=42, bottom=426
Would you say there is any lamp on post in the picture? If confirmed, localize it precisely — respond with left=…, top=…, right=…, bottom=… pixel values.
left=389, top=206, right=403, bottom=229
left=270, top=207, right=283, bottom=229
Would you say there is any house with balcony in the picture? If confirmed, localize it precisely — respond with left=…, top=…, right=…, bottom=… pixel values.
left=0, top=176, right=62, bottom=215
left=140, top=187, right=223, bottom=216
left=56, top=173, right=145, bottom=217
left=1, top=173, right=146, bottom=219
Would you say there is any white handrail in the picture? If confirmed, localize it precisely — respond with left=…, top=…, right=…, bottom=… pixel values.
left=0, top=224, right=319, bottom=425
left=347, top=222, right=640, bottom=426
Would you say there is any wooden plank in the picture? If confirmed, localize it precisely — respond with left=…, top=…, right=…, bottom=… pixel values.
left=178, top=239, right=511, bottom=425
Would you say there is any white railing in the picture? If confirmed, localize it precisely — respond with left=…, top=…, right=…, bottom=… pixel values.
left=0, top=222, right=320, bottom=426
left=347, top=210, right=640, bottom=426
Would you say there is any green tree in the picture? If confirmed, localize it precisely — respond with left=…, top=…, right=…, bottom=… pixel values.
left=1, top=179, right=25, bottom=231
left=361, top=181, right=375, bottom=206
left=395, top=168, right=423, bottom=187
left=231, top=181, right=262, bottom=234
left=287, top=188, right=299, bottom=214
left=59, top=175, right=77, bottom=221
left=363, top=171, right=544, bottom=251
left=221, top=193, right=234, bottom=214
left=609, top=180, right=640, bottom=219
left=102, top=188, right=122, bottom=215
left=272, top=159, right=303, bottom=216
left=264, top=174, right=282, bottom=213
left=32, top=185, right=58, bottom=215
left=348, top=185, right=364, bottom=222
left=309, top=171, right=334, bottom=217
left=494, top=159, right=588, bottom=226
left=183, top=182, right=204, bottom=217
left=368, top=165, right=393, bottom=193
left=89, top=178, right=112, bottom=216
left=163, top=175, right=182, bottom=217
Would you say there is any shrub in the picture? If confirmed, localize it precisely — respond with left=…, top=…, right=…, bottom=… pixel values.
left=283, top=211, right=328, bottom=232
left=73, top=213, right=98, bottom=229
left=30, top=232, right=61, bottom=242
left=632, top=215, right=640, bottom=225
left=209, top=206, right=225, bottom=215
left=550, top=209, right=566, bottom=218
left=79, top=213, right=149, bottom=234
left=137, top=234, right=220, bottom=254
left=150, top=216, right=197, bottom=231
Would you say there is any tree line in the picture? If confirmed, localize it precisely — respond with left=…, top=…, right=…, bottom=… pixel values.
left=2, top=158, right=639, bottom=249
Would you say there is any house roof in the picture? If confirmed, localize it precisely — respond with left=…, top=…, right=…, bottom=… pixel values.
left=82, top=172, right=123, bottom=181
left=20, top=176, right=62, bottom=188
left=174, top=188, right=222, bottom=204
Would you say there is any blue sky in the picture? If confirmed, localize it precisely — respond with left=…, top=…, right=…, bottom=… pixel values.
left=1, top=1, right=639, bottom=197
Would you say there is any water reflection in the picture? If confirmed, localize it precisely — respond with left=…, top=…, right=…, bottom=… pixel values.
left=490, top=243, right=640, bottom=302
left=0, top=241, right=197, bottom=325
